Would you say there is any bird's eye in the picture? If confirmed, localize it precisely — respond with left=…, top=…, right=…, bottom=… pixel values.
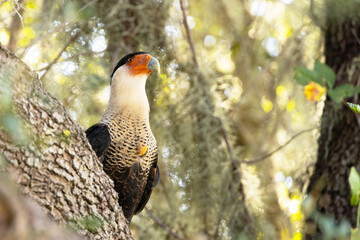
left=127, top=57, right=134, bottom=63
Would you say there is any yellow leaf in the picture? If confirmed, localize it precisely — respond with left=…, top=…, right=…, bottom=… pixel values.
left=60, top=77, right=67, bottom=85
left=19, top=26, right=36, bottom=47
left=292, top=232, right=302, bottom=240
left=63, top=129, right=70, bottom=136
left=1, top=1, right=12, bottom=12
left=276, top=85, right=286, bottom=97
left=291, top=209, right=303, bottom=222
left=304, top=82, right=326, bottom=102
left=281, top=229, right=290, bottom=240
left=261, top=98, right=273, bottom=113
left=256, top=232, right=264, bottom=240
left=26, top=0, right=36, bottom=9
left=286, top=100, right=295, bottom=112
left=275, top=20, right=292, bottom=42
left=24, top=26, right=35, bottom=39
left=286, top=28, right=292, bottom=38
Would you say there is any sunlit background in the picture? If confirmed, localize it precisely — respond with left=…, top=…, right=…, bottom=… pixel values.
left=0, top=0, right=328, bottom=239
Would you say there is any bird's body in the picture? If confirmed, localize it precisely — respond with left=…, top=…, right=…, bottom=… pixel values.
left=86, top=52, right=160, bottom=222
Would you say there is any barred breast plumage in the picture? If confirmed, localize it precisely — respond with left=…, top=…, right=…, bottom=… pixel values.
left=85, top=52, right=160, bottom=223
left=100, top=112, right=158, bottom=221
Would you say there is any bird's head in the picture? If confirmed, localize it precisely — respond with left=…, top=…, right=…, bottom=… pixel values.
left=110, top=52, right=160, bottom=85
left=106, top=52, right=160, bottom=117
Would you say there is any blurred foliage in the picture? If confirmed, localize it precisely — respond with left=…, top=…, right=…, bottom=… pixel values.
left=295, top=61, right=360, bottom=103
left=349, top=167, right=360, bottom=240
left=0, top=68, right=30, bottom=145
left=347, top=103, right=360, bottom=114
left=0, top=0, right=349, bottom=239
left=349, top=167, right=360, bottom=207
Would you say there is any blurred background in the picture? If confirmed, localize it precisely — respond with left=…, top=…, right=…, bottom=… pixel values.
left=0, top=0, right=326, bottom=239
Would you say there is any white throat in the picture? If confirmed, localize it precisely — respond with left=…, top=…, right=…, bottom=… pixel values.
left=102, top=67, right=150, bottom=120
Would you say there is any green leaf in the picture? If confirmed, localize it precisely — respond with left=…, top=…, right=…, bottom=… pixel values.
left=355, top=86, right=360, bottom=94
left=328, top=84, right=360, bottom=103
left=349, top=167, right=360, bottom=206
left=314, top=61, right=336, bottom=89
left=347, top=102, right=360, bottom=114
left=294, top=74, right=310, bottom=86
left=351, top=195, right=359, bottom=206
left=294, top=66, right=323, bottom=86
left=328, top=90, right=343, bottom=103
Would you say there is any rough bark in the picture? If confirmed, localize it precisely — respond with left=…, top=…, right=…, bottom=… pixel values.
left=305, top=20, right=360, bottom=238
left=0, top=44, right=134, bottom=239
left=0, top=174, right=82, bottom=240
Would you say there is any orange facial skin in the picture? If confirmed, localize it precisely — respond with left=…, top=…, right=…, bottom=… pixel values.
left=127, top=54, right=152, bottom=76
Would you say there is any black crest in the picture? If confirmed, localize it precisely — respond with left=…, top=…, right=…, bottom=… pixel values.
left=110, top=52, right=148, bottom=79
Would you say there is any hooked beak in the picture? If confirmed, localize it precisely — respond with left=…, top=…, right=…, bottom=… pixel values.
left=147, top=57, right=160, bottom=74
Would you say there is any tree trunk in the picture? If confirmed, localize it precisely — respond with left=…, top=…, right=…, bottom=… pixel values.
left=0, top=44, right=134, bottom=239
left=0, top=174, right=83, bottom=240
left=305, top=20, right=360, bottom=238
left=7, top=0, right=24, bottom=52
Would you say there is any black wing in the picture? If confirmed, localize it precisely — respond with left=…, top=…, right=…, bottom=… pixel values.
left=85, top=123, right=111, bottom=159
left=105, top=161, right=147, bottom=222
left=134, top=165, right=160, bottom=215
left=104, top=159, right=160, bottom=222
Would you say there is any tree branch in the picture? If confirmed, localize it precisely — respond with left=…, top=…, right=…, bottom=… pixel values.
left=37, top=32, right=80, bottom=79
left=7, top=0, right=24, bottom=52
left=179, top=0, right=198, bottom=69
left=145, top=208, right=184, bottom=240
left=179, top=0, right=254, bottom=236
left=18, top=0, right=98, bottom=58
left=240, top=127, right=316, bottom=164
